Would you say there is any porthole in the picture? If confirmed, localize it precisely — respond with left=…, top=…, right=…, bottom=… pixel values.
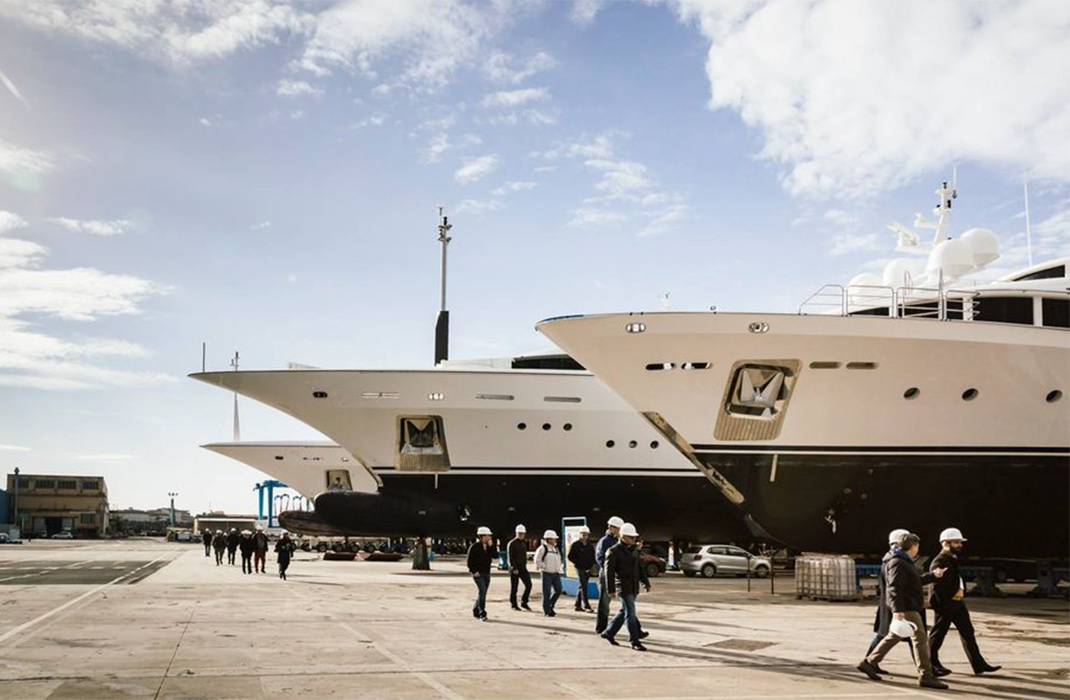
left=903, top=387, right=920, bottom=400
left=645, top=362, right=675, bottom=371
left=809, top=361, right=841, bottom=370
left=962, top=388, right=979, bottom=401
left=517, top=422, right=527, bottom=431
left=606, top=440, right=615, bottom=448
left=748, top=321, right=769, bottom=334
left=846, top=362, right=878, bottom=370
left=650, top=441, right=659, bottom=449
left=625, top=322, right=646, bottom=334
left=563, top=423, right=573, bottom=431
left=1047, top=390, right=1063, bottom=403
left=628, top=440, right=638, bottom=449
left=542, top=423, right=551, bottom=431
left=681, top=362, right=710, bottom=370
left=274, top=455, right=284, bottom=460
left=428, top=392, right=444, bottom=401
left=312, top=390, right=328, bottom=399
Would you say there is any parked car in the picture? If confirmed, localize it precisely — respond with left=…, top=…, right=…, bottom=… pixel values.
left=679, top=544, right=771, bottom=578
left=639, top=549, right=667, bottom=578
left=0, top=533, right=23, bottom=545
left=51, top=531, right=74, bottom=539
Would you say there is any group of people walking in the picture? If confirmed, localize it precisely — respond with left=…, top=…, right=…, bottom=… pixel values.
left=201, top=526, right=297, bottom=579
left=467, top=515, right=652, bottom=651
left=858, top=527, right=1000, bottom=690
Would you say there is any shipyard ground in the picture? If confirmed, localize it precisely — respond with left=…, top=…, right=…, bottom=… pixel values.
left=0, top=540, right=1066, bottom=700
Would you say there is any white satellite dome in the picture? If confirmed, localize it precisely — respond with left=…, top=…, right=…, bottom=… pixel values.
left=958, top=228, right=999, bottom=268
left=882, top=258, right=926, bottom=289
left=926, top=239, right=974, bottom=280
left=847, top=273, right=883, bottom=308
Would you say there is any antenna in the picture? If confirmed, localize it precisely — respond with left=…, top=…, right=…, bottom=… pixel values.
left=1023, top=176, right=1034, bottom=268
left=230, top=351, right=241, bottom=441
left=434, top=207, right=453, bottom=365
left=659, top=292, right=672, bottom=310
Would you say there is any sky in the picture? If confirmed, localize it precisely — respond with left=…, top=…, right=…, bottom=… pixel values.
left=0, top=0, right=1068, bottom=516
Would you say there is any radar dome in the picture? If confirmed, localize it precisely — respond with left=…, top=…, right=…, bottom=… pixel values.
left=926, top=239, right=974, bottom=280
left=847, top=273, right=884, bottom=309
left=959, top=228, right=999, bottom=267
left=882, top=258, right=926, bottom=289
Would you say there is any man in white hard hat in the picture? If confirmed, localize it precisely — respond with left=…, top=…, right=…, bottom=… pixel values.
left=567, top=525, right=596, bottom=612
left=535, top=530, right=565, bottom=617
left=865, top=528, right=913, bottom=672
left=595, top=516, right=624, bottom=633
left=252, top=525, right=270, bottom=574
left=859, top=532, right=949, bottom=689
left=928, top=528, right=1000, bottom=677
left=466, top=526, right=497, bottom=621
left=602, top=522, right=651, bottom=651
left=506, top=524, right=532, bottom=611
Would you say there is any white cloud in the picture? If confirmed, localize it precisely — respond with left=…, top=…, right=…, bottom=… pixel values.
left=277, top=79, right=323, bottom=98
left=0, top=210, right=28, bottom=235
left=0, top=443, right=31, bottom=451
left=49, top=217, right=132, bottom=236
left=491, top=181, right=537, bottom=197
left=0, top=139, right=53, bottom=187
left=483, top=51, right=557, bottom=84
left=571, top=0, right=609, bottom=25
left=350, top=114, right=386, bottom=128
left=420, top=132, right=481, bottom=164
left=455, top=198, right=503, bottom=215
left=0, top=66, right=29, bottom=109
left=454, top=154, right=499, bottom=185
left=250, top=220, right=272, bottom=230
left=481, top=87, right=550, bottom=108
left=670, top=0, right=1070, bottom=198
left=829, top=232, right=884, bottom=256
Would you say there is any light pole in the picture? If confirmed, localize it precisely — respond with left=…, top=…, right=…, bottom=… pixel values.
left=168, top=492, right=178, bottom=527
left=12, top=467, right=19, bottom=534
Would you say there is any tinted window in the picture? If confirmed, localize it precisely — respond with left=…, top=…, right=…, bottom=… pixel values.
left=685, top=546, right=703, bottom=554
left=1042, top=298, right=1069, bottom=328
left=511, top=355, right=585, bottom=371
left=710, top=546, right=727, bottom=555
left=1013, top=265, right=1065, bottom=282
left=728, top=547, right=749, bottom=556
left=974, top=296, right=1033, bottom=325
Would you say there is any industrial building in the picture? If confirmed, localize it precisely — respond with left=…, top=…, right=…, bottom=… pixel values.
left=4, top=473, right=110, bottom=538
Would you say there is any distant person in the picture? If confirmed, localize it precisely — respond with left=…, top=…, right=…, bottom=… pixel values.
left=602, top=522, right=650, bottom=651
left=858, top=532, right=949, bottom=689
left=202, top=528, right=212, bottom=557
left=866, top=528, right=913, bottom=673
left=595, top=516, right=624, bottom=633
left=275, top=532, right=296, bottom=580
left=534, top=530, right=564, bottom=617
left=239, top=530, right=255, bottom=574
left=252, top=525, right=270, bottom=574
left=329, top=477, right=346, bottom=491
left=928, top=528, right=1001, bottom=677
left=466, top=526, right=497, bottom=621
left=567, top=525, right=596, bottom=612
left=212, top=529, right=226, bottom=565
left=226, top=528, right=240, bottom=565
left=507, top=524, right=532, bottom=611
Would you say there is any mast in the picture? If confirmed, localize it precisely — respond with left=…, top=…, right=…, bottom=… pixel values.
left=434, top=208, right=452, bottom=365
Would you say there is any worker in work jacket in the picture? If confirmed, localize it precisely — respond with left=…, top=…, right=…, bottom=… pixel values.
left=226, top=528, right=240, bottom=565
left=567, top=527, right=596, bottom=612
left=201, top=529, right=212, bottom=557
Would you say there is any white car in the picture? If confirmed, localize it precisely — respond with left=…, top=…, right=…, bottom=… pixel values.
left=51, top=531, right=74, bottom=539
left=0, top=533, right=22, bottom=545
left=679, top=544, right=771, bottom=578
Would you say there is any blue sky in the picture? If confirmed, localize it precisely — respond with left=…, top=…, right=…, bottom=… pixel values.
left=1, top=0, right=1067, bottom=516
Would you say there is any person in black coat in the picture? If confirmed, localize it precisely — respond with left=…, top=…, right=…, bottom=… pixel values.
left=238, top=530, right=256, bottom=574
left=506, top=525, right=532, bottom=611
left=212, top=530, right=226, bottom=565
left=601, top=522, right=650, bottom=651
left=928, top=528, right=1000, bottom=677
left=859, top=532, right=949, bottom=689
left=568, top=526, right=596, bottom=612
left=226, top=528, right=240, bottom=565
left=202, top=529, right=212, bottom=557
left=275, top=533, right=296, bottom=580
left=866, top=528, right=915, bottom=673
left=467, top=526, right=497, bottom=620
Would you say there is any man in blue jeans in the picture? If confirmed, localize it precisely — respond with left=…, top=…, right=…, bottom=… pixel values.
left=602, top=522, right=651, bottom=651
left=466, top=526, right=497, bottom=621
left=595, top=516, right=624, bottom=633
left=567, top=526, right=596, bottom=612
left=535, top=529, right=564, bottom=616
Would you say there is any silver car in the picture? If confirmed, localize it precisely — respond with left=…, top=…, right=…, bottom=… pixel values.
left=679, top=544, right=771, bottom=578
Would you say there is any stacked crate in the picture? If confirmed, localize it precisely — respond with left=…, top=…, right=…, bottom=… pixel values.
left=795, top=554, right=861, bottom=601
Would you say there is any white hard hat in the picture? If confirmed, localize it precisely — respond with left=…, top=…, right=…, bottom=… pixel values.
left=515, top=524, right=526, bottom=533
left=256, top=525, right=264, bottom=530
left=476, top=526, right=492, bottom=536
left=620, top=522, right=638, bottom=538
left=543, top=530, right=558, bottom=540
left=579, top=526, right=590, bottom=534
left=888, top=528, right=910, bottom=546
left=939, top=527, right=967, bottom=543
left=607, top=516, right=624, bottom=528
left=889, top=617, right=918, bottom=638
left=242, top=530, right=251, bottom=535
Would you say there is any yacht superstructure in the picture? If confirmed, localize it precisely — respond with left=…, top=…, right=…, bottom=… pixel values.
left=538, top=182, right=1069, bottom=558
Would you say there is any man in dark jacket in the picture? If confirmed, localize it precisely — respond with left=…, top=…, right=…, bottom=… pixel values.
left=467, top=526, right=497, bottom=621
left=212, top=529, right=226, bottom=565
left=928, top=528, right=1000, bottom=677
left=238, top=530, right=255, bottom=574
left=506, top=524, right=532, bottom=611
left=866, top=528, right=913, bottom=673
left=602, top=522, right=650, bottom=651
left=274, top=532, right=296, bottom=580
left=252, top=525, right=270, bottom=574
left=202, top=528, right=212, bottom=557
left=568, top=526, right=596, bottom=612
left=595, top=516, right=623, bottom=633
left=859, top=532, right=948, bottom=689
left=226, top=528, right=240, bottom=565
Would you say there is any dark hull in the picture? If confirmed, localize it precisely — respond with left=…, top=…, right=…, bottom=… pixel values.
left=313, top=473, right=749, bottom=543
left=276, top=510, right=360, bottom=537
left=692, top=449, right=1070, bottom=559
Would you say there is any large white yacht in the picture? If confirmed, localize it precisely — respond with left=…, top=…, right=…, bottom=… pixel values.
left=191, top=354, right=747, bottom=540
left=538, top=181, right=1070, bottom=558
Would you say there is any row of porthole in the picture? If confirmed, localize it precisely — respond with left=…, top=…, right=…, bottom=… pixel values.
left=517, top=422, right=572, bottom=431
left=903, top=387, right=1063, bottom=403
left=607, top=440, right=660, bottom=449
left=645, top=362, right=710, bottom=371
